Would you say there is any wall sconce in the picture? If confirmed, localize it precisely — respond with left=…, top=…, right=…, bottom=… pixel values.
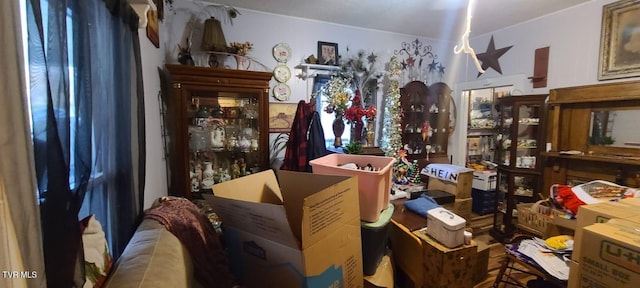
left=454, top=0, right=485, bottom=74
left=201, top=17, right=227, bottom=52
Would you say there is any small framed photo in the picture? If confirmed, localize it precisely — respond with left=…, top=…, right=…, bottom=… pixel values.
left=317, top=41, right=339, bottom=66
left=598, top=0, right=640, bottom=80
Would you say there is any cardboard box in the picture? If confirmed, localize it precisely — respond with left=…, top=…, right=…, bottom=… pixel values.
left=425, top=165, right=473, bottom=199
left=573, top=200, right=640, bottom=261
left=208, top=170, right=364, bottom=288
left=472, top=171, right=497, bottom=191
left=442, top=197, right=473, bottom=221
left=578, top=218, right=640, bottom=288
left=414, top=231, right=477, bottom=288
left=567, top=260, right=579, bottom=288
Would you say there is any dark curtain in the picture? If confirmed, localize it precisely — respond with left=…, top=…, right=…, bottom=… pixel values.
left=26, top=0, right=145, bottom=286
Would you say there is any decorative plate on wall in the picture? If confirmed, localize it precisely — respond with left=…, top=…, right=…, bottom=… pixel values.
left=272, top=83, right=291, bottom=101
left=273, top=64, right=291, bottom=83
left=272, top=43, right=292, bottom=63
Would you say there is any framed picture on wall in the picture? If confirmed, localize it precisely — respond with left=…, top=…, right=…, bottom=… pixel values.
left=317, top=41, right=339, bottom=66
left=146, top=8, right=159, bottom=48
left=598, top=0, right=640, bottom=80
left=268, top=103, right=298, bottom=132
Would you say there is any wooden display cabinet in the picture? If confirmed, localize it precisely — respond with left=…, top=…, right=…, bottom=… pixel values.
left=490, top=94, right=548, bottom=242
left=399, top=81, right=452, bottom=167
left=542, top=81, right=640, bottom=194
left=163, top=64, right=272, bottom=197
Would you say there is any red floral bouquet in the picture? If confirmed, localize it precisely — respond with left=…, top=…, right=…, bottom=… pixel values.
left=344, top=90, right=377, bottom=124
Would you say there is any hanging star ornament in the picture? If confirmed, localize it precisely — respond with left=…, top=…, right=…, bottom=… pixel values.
left=428, top=60, right=438, bottom=73
left=367, top=52, right=377, bottom=64
left=476, top=35, right=513, bottom=78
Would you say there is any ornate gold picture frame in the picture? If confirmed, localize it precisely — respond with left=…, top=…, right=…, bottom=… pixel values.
left=598, top=0, right=640, bottom=80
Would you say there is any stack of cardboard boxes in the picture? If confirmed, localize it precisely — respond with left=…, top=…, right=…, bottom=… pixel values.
left=208, top=170, right=364, bottom=288
left=569, top=198, right=640, bottom=288
left=424, top=165, right=474, bottom=221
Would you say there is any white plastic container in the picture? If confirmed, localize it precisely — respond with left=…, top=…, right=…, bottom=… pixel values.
left=426, top=207, right=467, bottom=248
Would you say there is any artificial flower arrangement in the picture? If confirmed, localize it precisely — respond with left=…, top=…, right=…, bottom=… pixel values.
left=320, top=74, right=353, bottom=116
left=228, top=41, right=253, bottom=56
left=344, top=90, right=377, bottom=124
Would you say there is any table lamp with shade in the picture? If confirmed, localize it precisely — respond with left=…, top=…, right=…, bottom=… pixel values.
left=201, top=17, right=227, bottom=52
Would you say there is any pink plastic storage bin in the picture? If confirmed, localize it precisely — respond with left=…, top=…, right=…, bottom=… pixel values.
left=309, top=154, right=395, bottom=222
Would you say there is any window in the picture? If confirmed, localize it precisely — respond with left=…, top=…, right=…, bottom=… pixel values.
left=312, top=75, right=352, bottom=148
left=26, top=0, right=107, bottom=242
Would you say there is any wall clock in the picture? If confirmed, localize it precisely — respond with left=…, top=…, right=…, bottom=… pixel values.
left=273, top=64, right=291, bottom=83
left=273, top=83, right=291, bottom=101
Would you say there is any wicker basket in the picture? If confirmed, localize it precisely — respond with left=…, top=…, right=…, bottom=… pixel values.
left=516, top=200, right=563, bottom=236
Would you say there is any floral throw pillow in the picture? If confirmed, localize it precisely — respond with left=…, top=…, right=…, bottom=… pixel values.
left=80, top=214, right=112, bottom=288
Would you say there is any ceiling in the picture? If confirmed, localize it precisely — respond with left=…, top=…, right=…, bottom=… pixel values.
left=210, top=0, right=592, bottom=41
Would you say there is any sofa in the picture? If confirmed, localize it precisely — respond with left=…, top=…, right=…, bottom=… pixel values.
left=102, top=217, right=204, bottom=288
left=101, top=196, right=236, bottom=288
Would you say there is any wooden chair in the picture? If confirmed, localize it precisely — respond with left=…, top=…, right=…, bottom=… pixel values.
left=492, top=235, right=566, bottom=288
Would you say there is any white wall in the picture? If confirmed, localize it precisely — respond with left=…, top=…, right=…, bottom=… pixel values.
left=139, top=20, right=169, bottom=209
left=457, top=0, right=638, bottom=90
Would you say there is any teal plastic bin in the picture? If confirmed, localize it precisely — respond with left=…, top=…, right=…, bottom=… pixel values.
left=361, top=203, right=394, bottom=276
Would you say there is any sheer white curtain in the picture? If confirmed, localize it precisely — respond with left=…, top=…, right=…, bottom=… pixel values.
left=0, top=0, right=46, bottom=287
left=0, top=177, right=26, bottom=288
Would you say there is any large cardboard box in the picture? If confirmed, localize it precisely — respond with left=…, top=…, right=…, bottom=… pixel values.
left=578, top=218, right=640, bottom=288
left=424, top=164, right=474, bottom=199
left=208, top=170, right=364, bottom=288
left=572, top=200, right=640, bottom=261
left=414, top=231, right=477, bottom=288
left=567, top=260, right=579, bottom=288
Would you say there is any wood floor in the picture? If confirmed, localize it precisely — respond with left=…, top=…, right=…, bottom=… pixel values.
left=472, top=216, right=538, bottom=288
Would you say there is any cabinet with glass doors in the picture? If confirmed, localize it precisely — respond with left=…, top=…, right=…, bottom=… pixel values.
left=490, top=94, right=548, bottom=242
left=164, top=64, right=272, bottom=198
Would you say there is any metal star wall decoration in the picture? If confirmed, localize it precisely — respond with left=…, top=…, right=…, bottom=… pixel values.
left=476, top=35, right=513, bottom=78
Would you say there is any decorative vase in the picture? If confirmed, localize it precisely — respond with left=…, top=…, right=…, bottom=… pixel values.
left=201, top=162, right=215, bottom=189
left=250, top=138, right=259, bottom=152
left=351, top=121, right=364, bottom=144
left=366, top=119, right=375, bottom=147
left=178, top=51, right=195, bottom=66
left=239, top=136, right=251, bottom=153
left=210, top=126, right=225, bottom=151
left=332, top=114, right=345, bottom=147
left=235, top=55, right=250, bottom=70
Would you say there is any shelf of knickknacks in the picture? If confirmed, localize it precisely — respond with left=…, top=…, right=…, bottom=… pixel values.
left=189, top=52, right=269, bottom=71
left=188, top=101, right=261, bottom=192
left=189, top=156, right=259, bottom=193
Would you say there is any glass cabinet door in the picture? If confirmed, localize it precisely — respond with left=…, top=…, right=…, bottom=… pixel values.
left=187, top=90, right=262, bottom=193
left=164, top=65, right=272, bottom=198
left=493, top=172, right=509, bottom=234
left=490, top=94, right=547, bottom=242
left=514, top=103, right=542, bottom=169
left=495, top=103, right=513, bottom=166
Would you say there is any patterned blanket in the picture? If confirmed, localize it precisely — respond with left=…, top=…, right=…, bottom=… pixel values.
left=145, top=197, right=235, bottom=288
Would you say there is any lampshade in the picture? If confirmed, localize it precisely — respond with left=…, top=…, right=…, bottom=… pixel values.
left=201, top=17, right=227, bottom=52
